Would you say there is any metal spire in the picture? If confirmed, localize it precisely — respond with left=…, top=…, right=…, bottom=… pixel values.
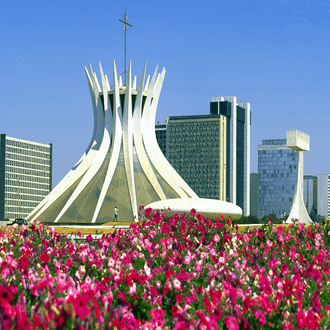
left=119, top=6, right=132, bottom=85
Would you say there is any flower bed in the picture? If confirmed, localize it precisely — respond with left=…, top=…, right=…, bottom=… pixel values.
left=0, top=209, right=330, bottom=329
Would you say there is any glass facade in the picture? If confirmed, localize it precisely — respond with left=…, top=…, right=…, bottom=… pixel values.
left=0, top=134, right=52, bottom=220
left=258, top=139, right=297, bottom=218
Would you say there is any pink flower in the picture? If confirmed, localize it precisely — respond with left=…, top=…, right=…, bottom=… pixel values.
left=213, top=233, right=220, bottom=242
left=0, top=285, right=13, bottom=308
left=86, top=233, right=93, bottom=243
left=175, top=294, right=183, bottom=304
left=204, top=295, right=212, bottom=313
left=183, top=255, right=191, bottom=264
left=264, top=285, right=273, bottom=296
left=74, top=294, right=90, bottom=319
left=17, top=312, right=31, bottom=330
left=224, top=316, right=239, bottom=330
left=19, top=254, right=29, bottom=270
left=304, top=311, right=319, bottom=330
left=283, top=279, right=294, bottom=296
left=40, top=252, right=50, bottom=263
left=125, top=316, right=138, bottom=329
left=211, top=290, right=222, bottom=306
left=243, top=296, right=251, bottom=313
left=255, top=310, right=266, bottom=326
left=171, top=305, right=179, bottom=317
left=144, top=207, right=152, bottom=217
left=296, top=311, right=305, bottom=327
left=190, top=208, right=196, bottom=217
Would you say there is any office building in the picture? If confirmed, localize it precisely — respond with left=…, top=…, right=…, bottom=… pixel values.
left=317, top=174, right=330, bottom=218
left=258, top=139, right=297, bottom=218
left=250, top=173, right=258, bottom=217
left=165, top=114, right=227, bottom=201
left=0, top=134, right=52, bottom=221
left=303, top=175, right=317, bottom=214
left=156, top=96, right=251, bottom=216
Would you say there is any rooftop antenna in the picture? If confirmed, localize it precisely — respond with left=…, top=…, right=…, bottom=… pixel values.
left=119, top=6, right=132, bottom=86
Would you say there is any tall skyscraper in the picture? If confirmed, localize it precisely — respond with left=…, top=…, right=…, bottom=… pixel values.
left=156, top=96, right=251, bottom=216
left=258, top=139, right=297, bottom=218
left=317, top=174, right=330, bottom=218
left=0, top=134, right=52, bottom=221
left=303, top=175, right=317, bottom=214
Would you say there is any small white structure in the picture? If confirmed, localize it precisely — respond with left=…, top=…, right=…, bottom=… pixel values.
left=146, top=198, right=242, bottom=220
left=286, top=130, right=313, bottom=224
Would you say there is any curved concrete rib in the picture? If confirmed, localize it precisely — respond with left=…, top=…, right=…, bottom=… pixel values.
left=53, top=94, right=109, bottom=223
left=90, top=63, right=115, bottom=223
left=133, top=64, right=166, bottom=201
left=123, top=62, right=138, bottom=219
left=149, top=68, right=197, bottom=198
left=141, top=68, right=198, bottom=199
left=53, top=65, right=108, bottom=223
left=27, top=66, right=105, bottom=222
left=91, top=61, right=123, bottom=223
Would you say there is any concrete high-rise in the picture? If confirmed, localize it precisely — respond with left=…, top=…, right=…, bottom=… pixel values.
left=304, top=175, right=317, bottom=214
left=258, top=139, right=297, bottom=219
left=156, top=96, right=251, bottom=216
left=0, top=134, right=52, bottom=221
left=317, top=174, right=330, bottom=218
left=165, top=114, right=227, bottom=202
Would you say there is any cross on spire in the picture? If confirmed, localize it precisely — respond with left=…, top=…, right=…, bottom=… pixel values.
left=119, top=6, right=132, bottom=85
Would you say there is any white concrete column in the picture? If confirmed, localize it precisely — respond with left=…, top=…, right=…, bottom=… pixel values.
left=286, top=130, right=312, bottom=224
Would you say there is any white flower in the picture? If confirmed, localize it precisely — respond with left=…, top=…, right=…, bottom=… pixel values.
left=173, top=278, right=181, bottom=290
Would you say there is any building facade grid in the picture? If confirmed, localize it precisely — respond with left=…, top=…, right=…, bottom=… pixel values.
left=166, top=115, right=227, bottom=201
left=0, top=134, right=52, bottom=220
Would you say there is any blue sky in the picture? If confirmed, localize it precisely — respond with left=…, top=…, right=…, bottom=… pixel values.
left=1, top=0, right=329, bottom=186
